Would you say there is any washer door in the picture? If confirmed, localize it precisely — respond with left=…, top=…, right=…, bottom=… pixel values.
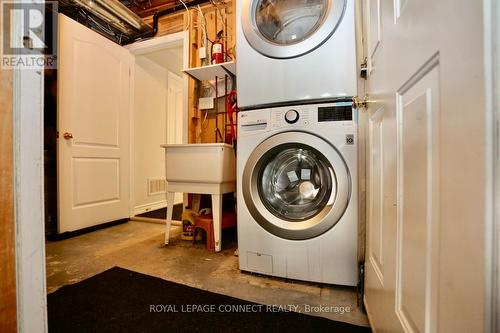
left=242, top=0, right=347, bottom=59
left=243, top=132, right=350, bottom=240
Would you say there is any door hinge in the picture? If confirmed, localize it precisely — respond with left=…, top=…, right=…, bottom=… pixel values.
left=360, top=57, right=368, bottom=80
left=353, top=95, right=370, bottom=110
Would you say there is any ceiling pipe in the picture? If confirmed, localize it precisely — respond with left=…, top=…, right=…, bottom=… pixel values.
left=93, top=0, right=151, bottom=31
left=122, top=0, right=209, bottom=45
left=71, top=0, right=133, bottom=33
left=70, top=0, right=152, bottom=35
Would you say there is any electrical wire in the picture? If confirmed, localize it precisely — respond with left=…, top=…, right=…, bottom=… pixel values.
left=197, top=108, right=210, bottom=142
left=178, top=0, right=191, bottom=31
left=88, top=16, right=116, bottom=35
left=202, top=109, right=209, bottom=127
left=197, top=5, right=207, bottom=47
left=196, top=5, right=209, bottom=64
left=210, top=0, right=227, bottom=6
left=209, top=0, right=226, bottom=36
left=77, top=8, right=117, bottom=36
left=216, top=7, right=224, bottom=32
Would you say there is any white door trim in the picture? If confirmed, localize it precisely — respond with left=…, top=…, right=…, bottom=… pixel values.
left=13, top=61, right=48, bottom=333
left=485, top=0, right=500, bottom=331
left=126, top=31, right=189, bottom=217
left=166, top=70, right=185, bottom=206
left=11, top=1, right=47, bottom=330
left=126, top=31, right=186, bottom=55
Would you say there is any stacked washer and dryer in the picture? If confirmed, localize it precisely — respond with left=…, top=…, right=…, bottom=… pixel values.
left=236, top=0, right=359, bottom=286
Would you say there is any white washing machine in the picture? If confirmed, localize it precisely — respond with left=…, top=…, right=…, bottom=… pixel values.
left=236, top=0, right=357, bottom=109
left=237, top=102, right=358, bottom=286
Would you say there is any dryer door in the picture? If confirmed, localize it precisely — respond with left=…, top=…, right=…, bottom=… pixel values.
left=242, top=131, right=350, bottom=240
left=242, top=0, right=347, bottom=59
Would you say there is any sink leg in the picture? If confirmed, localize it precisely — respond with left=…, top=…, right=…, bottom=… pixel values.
left=165, top=191, right=175, bottom=245
left=212, top=194, right=223, bottom=252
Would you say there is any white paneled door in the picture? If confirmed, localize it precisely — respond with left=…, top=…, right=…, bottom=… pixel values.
left=363, top=0, right=486, bottom=332
left=58, top=15, right=130, bottom=232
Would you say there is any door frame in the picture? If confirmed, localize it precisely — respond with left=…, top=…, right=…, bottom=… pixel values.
left=166, top=70, right=185, bottom=148
left=166, top=70, right=185, bottom=206
left=13, top=62, right=47, bottom=331
left=485, top=0, right=500, bottom=330
left=126, top=31, right=189, bottom=217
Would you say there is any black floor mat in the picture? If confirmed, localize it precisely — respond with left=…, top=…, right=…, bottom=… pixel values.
left=48, top=267, right=371, bottom=333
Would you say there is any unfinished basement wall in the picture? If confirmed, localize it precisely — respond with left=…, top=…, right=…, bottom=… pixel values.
left=143, top=1, right=236, bottom=144
left=0, top=68, right=17, bottom=331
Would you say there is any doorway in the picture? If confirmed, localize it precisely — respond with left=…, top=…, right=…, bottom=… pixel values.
left=43, top=27, right=189, bottom=236
left=128, top=33, right=189, bottom=217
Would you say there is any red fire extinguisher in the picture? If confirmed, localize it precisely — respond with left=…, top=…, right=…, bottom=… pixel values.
left=211, top=30, right=224, bottom=64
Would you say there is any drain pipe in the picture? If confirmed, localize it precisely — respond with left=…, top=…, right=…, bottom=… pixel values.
left=123, top=0, right=210, bottom=45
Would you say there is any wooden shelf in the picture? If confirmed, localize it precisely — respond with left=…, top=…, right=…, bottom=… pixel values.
left=183, top=61, right=236, bottom=81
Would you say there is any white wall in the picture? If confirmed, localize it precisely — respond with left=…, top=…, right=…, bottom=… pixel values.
left=144, top=47, right=184, bottom=77
left=133, top=56, right=169, bottom=212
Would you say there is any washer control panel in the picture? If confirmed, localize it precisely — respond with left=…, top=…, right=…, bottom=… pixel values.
left=272, top=107, right=311, bottom=129
left=241, top=102, right=355, bottom=132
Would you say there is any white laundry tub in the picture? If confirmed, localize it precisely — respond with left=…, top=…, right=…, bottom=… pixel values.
left=161, top=143, right=236, bottom=252
left=161, top=143, right=236, bottom=184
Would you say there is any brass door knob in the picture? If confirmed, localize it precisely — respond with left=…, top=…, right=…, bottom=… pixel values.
left=352, top=96, right=372, bottom=110
left=63, top=132, right=73, bottom=140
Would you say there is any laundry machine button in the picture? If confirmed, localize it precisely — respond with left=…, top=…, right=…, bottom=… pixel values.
left=285, top=109, right=300, bottom=124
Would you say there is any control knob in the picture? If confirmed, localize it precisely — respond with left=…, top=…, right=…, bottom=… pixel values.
left=285, top=109, right=299, bottom=124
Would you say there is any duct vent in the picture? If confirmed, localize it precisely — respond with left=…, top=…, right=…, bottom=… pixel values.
left=148, top=178, right=166, bottom=196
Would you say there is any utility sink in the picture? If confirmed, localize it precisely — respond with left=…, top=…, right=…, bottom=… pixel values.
left=160, top=143, right=236, bottom=252
left=161, top=143, right=236, bottom=184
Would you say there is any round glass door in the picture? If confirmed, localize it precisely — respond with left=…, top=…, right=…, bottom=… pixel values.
left=255, top=0, right=328, bottom=45
left=259, top=145, right=334, bottom=221
left=242, top=0, right=347, bottom=59
left=243, top=132, right=350, bottom=240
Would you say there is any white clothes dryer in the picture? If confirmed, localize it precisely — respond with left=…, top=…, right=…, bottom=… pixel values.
left=236, top=0, right=358, bottom=109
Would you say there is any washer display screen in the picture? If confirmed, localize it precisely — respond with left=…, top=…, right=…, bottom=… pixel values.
left=255, top=0, right=329, bottom=45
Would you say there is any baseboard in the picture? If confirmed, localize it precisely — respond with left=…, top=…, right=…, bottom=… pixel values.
left=50, top=219, right=128, bottom=241
left=130, top=216, right=182, bottom=225
left=133, top=200, right=174, bottom=216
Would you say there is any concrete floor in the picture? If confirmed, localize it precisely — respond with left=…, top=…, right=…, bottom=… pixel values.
left=46, top=220, right=369, bottom=327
